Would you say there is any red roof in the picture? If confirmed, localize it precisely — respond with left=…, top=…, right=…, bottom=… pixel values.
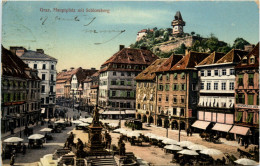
left=156, top=54, right=184, bottom=72
left=135, top=58, right=167, bottom=80
left=197, top=52, right=225, bottom=66
left=216, top=49, right=248, bottom=64
left=2, top=46, right=30, bottom=79
left=235, top=43, right=259, bottom=69
left=170, top=51, right=210, bottom=70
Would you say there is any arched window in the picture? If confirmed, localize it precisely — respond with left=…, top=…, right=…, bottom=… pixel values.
left=250, top=55, right=255, bottom=64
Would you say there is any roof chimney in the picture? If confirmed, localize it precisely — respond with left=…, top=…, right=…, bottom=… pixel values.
left=119, top=45, right=125, bottom=51
left=36, top=49, right=44, bottom=54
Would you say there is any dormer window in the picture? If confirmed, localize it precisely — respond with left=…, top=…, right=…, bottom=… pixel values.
left=242, top=56, right=248, bottom=64
left=250, top=55, right=255, bottom=64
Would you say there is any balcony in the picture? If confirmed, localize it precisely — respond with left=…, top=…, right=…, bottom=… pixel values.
left=49, top=92, right=56, bottom=96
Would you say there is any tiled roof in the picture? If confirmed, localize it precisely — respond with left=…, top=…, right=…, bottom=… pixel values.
left=2, top=46, right=30, bottom=79
left=216, top=49, right=248, bottom=64
left=156, top=54, right=184, bottom=72
left=20, top=50, right=57, bottom=61
left=235, top=43, right=259, bottom=69
left=170, top=51, right=210, bottom=70
left=197, top=52, right=225, bottom=66
left=57, top=68, right=81, bottom=83
left=83, top=71, right=99, bottom=83
left=101, top=48, right=158, bottom=66
left=175, top=11, right=183, bottom=21
left=135, top=58, right=167, bottom=81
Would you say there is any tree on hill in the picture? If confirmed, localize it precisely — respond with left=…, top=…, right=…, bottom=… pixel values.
left=174, top=43, right=187, bottom=54
left=233, top=38, right=250, bottom=50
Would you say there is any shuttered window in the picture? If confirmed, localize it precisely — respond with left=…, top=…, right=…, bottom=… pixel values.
left=248, top=74, right=254, bottom=86
left=247, top=112, right=254, bottom=123
left=238, top=74, right=243, bottom=85
left=237, top=112, right=243, bottom=122
left=247, top=94, right=254, bottom=105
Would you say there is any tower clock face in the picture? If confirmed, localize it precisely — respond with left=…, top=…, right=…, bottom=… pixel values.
left=174, top=26, right=178, bottom=30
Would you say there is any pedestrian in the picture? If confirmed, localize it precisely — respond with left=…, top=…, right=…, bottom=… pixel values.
left=22, top=143, right=26, bottom=155
left=187, top=129, right=190, bottom=136
left=12, top=148, right=16, bottom=156
left=238, top=137, right=241, bottom=144
left=190, top=129, right=193, bottom=136
left=10, top=154, right=15, bottom=166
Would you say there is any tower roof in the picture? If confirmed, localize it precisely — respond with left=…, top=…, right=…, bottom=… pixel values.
left=174, top=11, right=183, bottom=21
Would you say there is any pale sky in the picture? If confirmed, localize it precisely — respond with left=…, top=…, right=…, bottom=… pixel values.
left=2, top=1, right=259, bottom=72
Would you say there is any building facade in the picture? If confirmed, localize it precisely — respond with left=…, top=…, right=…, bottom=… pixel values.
left=234, top=43, right=259, bottom=145
left=194, top=50, right=248, bottom=137
left=98, top=45, right=158, bottom=119
left=1, top=46, right=41, bottom=136
left=156, top=51, right=209, bottom=131
left=135, top=58, right=167, bottom=125
left=15, top=48, right=57, bottom=119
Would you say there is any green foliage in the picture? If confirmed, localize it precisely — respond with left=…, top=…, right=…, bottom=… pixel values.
left=174, top=44, right=187, bottom=54
left=233, top=37, right=250, bottom=50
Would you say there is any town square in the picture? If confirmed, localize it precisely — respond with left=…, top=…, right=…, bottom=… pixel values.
left=1, top=1, right=259, bottom=166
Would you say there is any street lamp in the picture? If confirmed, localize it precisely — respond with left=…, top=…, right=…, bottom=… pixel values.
left=166, top=115, right=170, bottom=138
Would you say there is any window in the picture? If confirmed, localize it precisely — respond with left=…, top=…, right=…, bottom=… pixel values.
left=173, top=96, right=177, bottom=103
left=42, top=64, right=46, bottom=69
left=248, top=74, right=254, bottom=86
left=181, top=72, right=185, bottom=79
left=127, top=91, right=130, bottom=97
left=158, top=95, right=162, bottom=102
left=150, top=105, right=153, bottom=111
left=143, top=104, right=146, bottom=110
left=51, top=75, right=54, bottom=81
left=214, top=83, right=218, bottom=90
left=173, top=73, right=177, bottom=79
left=116, top=102, right=119, bottom=108
left=192, top=72, right=197, bottom=79
left=214, top=70, right=218, bottom=76
left=250, top=56, right=255, bottom=64
left=121, top=72, right=125, bottom=76
left=127, top=72, right=131, bottom=76
left=46, top=97, right=49, bottom=104
left=230, top=82, right=234, bottom=90
left=236, top=112, right=243, bottom=122
left=207, top=70, right=211, bottom=76
left=51, top=65, right=54, bottom=70
left=120, top=81, right=125, bottom=85
left=247, top=94, right=254, bottom=105
left=159, top=74, right=163, bottom=81
left=201, top=83, right=204, bottom=90
left=112, top=91, right=116, bottom=97
left=113, top=72, right=116, bottom=76
left=41, top=85, right=45, bottom=93
left=33, top=64, right=37, bottom=69
left=166, top=73, right=170, bottom=81
left=181, top=96, right=185, bottom=103
left=236, top=94, right=245, bottom=104
left=166, top=96, right=169, bottom=102
left=201, top=70, right=204, bottom=76
left=41, top=98, right=44, bottom=104
left=137, top=104, right=141, bottom=109
left=158, top=84, right=164, bottom=91
left=173, top=84, right=178, bottom=91
left=230, top=69, right=235, bottom=75
left=50, top=86, right=53, bottom=92
left=111, top=80, right=117, bottom=85
left=173, top=108, right=177, bottom=115
left=181, top=84, right=186, bottom=91
left=222, top=69, right=226, bottom=75
left=42, top=74, right=45, bottom=80
left=247, top=112, right=254, bottom=123
left=180, top=108, right=185, bottom=116
left=165, top=84, right=170, bottom=91
left=192, top=84, right=196, bottom=91
left=206, top=83, right=211, bottom=90
left=221, top=82, right=226, bottom=90
left=257, top=95, right=259, bottom=105
left=238, top=74, right=243, bottom=86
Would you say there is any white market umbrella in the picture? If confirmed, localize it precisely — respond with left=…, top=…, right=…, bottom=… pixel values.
left=150, top=135, right=159, bottom=139
left=127, top=131, right=141, bottom=138
left=54, top=120, right=65, bottom=124
left=234, top=158, right=258, bottom=166
left=162, top=138, right=179, bottom=145
left=179, top=141, right=195, bottom=147
left=40, top=128, right=53, bottom=132
left=157, top=136, right=167, bottom=141
left=77, top=123, right=89, bottom=127
left=113, top=128, right=122, bottom=133
left=4, top=137, right=23, bottom=143
left=72, top=120, right=82, bottom=124
left=28, top=134, right=45, bottom=140
left=144, top=133, right=155, bottom=138
left=164, top=144, right=183, bottom=151
left=200, top=148, right=223, bottom=156
left=178, top=149, right=199, bottom=156
left=119, top=129, right=128, bottom=135
left=188, top=144, right=208, bottom=151
left=108, top=123, right=119, bottom=128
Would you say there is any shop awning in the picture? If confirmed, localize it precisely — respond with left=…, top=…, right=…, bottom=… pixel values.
left=125, top=110, right=136, bottom=114
left=212, top=123, right=233, bottom=132
left=229, top=126, right=250, bottom=135
left=192, top=120, right=211, bottom=130
left=101, top=111, right=125, bottom=115
left=41, top=108, right=45, bottom=114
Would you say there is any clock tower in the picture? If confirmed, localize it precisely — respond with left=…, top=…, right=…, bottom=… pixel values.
left=171, top=11, right=185, bottom=36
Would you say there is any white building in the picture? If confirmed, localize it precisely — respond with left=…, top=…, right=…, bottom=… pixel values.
left=16, top=48, right=57, bottom=118
left=98, top=45, right=158, bottom=119
left=194, top=50, right=248, bottom=136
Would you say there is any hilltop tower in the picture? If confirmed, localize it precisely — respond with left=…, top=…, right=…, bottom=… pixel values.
left=171, top=11, right=185, bottom=36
